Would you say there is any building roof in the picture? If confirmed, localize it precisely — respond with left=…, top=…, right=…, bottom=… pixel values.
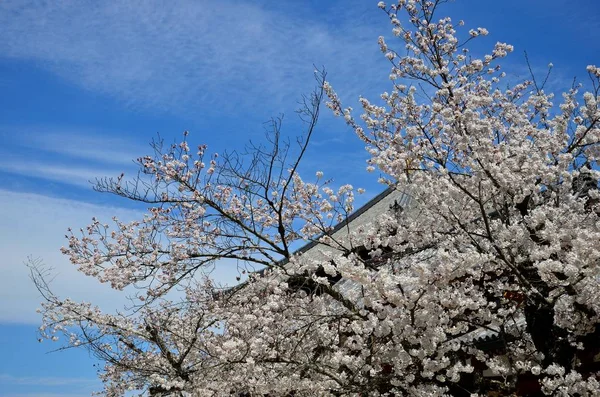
left=286, top=185, right=400, bottom=260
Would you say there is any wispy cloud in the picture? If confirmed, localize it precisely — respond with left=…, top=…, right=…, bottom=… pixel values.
left=0, top=0, right=389, bottom=116
left=4, top=393, right=92, bottom=397
left=0, top=125, right=146, bottom=165
left=5, top=128, right=145, bottom=167
left=0, top=373, right=96, bottom=387
left=0, top=126, right=147, bottom=188
left=0, top=160, right=123, bottom=189
left=0, top=189, right=254, bottom=324
left=0, top=189, right=138, bottom=324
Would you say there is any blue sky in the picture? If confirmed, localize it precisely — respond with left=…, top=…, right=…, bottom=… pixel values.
left=0, top=0, right=598, bottom=395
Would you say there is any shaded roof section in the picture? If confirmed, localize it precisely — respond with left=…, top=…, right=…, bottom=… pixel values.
left=243, top=185, right=399, bottom=279
left=287, top=185, right=398, bottom=259
left=220, top=186, right=400, bottom=296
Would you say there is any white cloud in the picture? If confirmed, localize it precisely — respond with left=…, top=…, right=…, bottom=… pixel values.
left=0, top=126, right=149, bottom=188
left=0, top=190, right=137, bottom=324
left=0, top=189, right=256, bottom=324
left=0, top=0, right=389, bottom=116
left=0, top=160, right=123, bottom=189
left=1, top=127, right=146, bottom=167
left=0, top=373, right=96, bottom=387
left=4, top=393, right=91, bottom=397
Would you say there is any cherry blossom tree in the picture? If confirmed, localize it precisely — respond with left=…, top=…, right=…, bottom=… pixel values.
left=31, top=1, right=600, bottom=396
